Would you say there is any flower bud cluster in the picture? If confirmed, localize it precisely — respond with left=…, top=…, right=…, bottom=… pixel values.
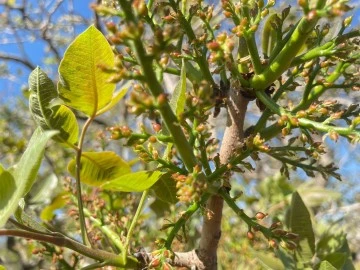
left=172, top=165, right=206, bottom=203
left=107, top=125, right=132, bottom=140
left=246, top=133, right=270, bottom=152
left=149, top=249, right=173, bottom=270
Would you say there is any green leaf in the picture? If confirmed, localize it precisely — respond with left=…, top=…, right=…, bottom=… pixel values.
left=0, top=128, right=58, bottom=227
left=150, top=198, right=171, bottom=217
left=58, top=25, right=115, bottom=116
left=67, top=151, right=131, bottom=186
left=151, top=173, right=178, bottom=204
left=289, top=191, right=315, bottom=265
left=170, top=59, right=187, bottom=117
left=29, top=67, right=78, bottom=147
left=255, top=251, right=285, bottom=270
left=0, top=265, right=6, bottom=270
left=102, top=171, right=165, bottom=192
left=40, top=192, right=69, bottom=221
left=0, top=165, right=17, bottom=228
left=323, top=252, right=347, bottom=269
left=15, top=200, right=50, bottom=233
left=184, top=61, right=203, bottom=83
left=96, top=87, right=128, bottom=116
left=319, top=261, right=337, bottom=270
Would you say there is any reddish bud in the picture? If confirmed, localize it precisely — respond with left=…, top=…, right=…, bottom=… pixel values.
left=105, top=21, right=117, bottom=33
left=207, top=41, right=221, bottom=51
left=152, top=123, right=162, bottom=133
left=255, top=212, right=267, bottom=220
left=269, top=239, right=278, bottom=249
left=247, top=231, right=255, bottom=240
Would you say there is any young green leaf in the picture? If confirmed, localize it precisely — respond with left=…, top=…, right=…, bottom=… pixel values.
left=67, top=151, right=131, bottom=186
left=289, top=191, right=315, bottom=266
left=101, top=171, right=165, bottom=192
left=170, top=59, right=187, bottom=117
left=319, top=261, right=337, bottom=270
left=0, top=165, right=17, bottom=228
left=29, top=67, right=78, bottom=147
left=40, top=192, right=69, bottom=221
left=0, top=128, right=58, bottom=227
left=58, top=25, right=116, bottom=116
left=96, top=87, right=128, bottom=116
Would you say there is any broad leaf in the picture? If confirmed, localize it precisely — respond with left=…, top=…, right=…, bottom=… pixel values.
left=29, top=67, right=78, bottom=147
left=319, top=261, right=337, bottom=270
left=67, top=151, right=131, bottom=186
left=102, top=171, right=165, bottom=192
left=58, top=25, right=115, bottom=116
left=0, top=165, right=17, bottom=228
left=15, top=200, right=50, bottom=233
left=323, top=252, right=347, bottom=269
left=0, top=128, right=58, bottom=227
left=255, top=251, right=285, bottom=270
left=170, top=59, right=187, bottom=117
left=40, top=192, right=69, bottom=221
left=289, top=192, right=315, bottom=265
left=151, top=173, right=178, bottom=204
left=96, top=87, right=128, bottom=116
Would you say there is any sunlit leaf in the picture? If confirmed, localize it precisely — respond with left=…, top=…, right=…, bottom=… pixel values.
left=0, top=165, right=17, bottom=228
left=96, top=87, right=128, bottom=116
left=102, top=171, right=165, bottom=192
left=58, top=25, right=115, bottom=116
left=67, top=151, right=131, bottom=186
left=289, top=192, right=315, bottom=266
left=0, top=128, right=58, bottom=227
left=319, top=261, right=337, bottom=270
left=29, top=67, right=78, bottom=147
left=40, top=192, right=70, bottom=221
left=255, top=250, right=285, bottom=270
left=170, top=59, right=187, bottom=117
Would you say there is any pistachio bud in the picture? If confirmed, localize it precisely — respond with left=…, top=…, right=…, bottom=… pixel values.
left=269, top=239, right=278, bottom=249
left=255, top=212, right=267, bottom=220
left=247, top=231, right=255, bottom=240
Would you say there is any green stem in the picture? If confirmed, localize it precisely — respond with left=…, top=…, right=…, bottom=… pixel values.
left=0, top=229, right=137, bottom=267
left=293, top=61, right=348, bottom=112
left=256, top=88, right=360, bottom=138
left=251, top=16, right=319, bottom=90
left=245, top=34, right=262, bottom=74
left=218, top=188, right=272, bottom=238
left=164, top=194, right=209, bottom=249
left=75, top=117, right=93, bottom=246
left=119, top=0, right=198, bottom=171
left=124, top=189, right=149, bottom=257
left=254, top=76, right=294, bottom=133
left=83, top=208, right=126, bottom=255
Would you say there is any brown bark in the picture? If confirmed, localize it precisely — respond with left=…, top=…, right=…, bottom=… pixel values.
left=197, top=88, right=250, bottom=269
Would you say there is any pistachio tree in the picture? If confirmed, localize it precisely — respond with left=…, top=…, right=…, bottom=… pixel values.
left=0, top=0, right=359, bottom=269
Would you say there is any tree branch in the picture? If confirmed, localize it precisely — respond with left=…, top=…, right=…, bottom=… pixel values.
left=197, top=87, right=250, bottom=269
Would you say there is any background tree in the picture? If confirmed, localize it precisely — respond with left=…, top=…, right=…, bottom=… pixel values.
left=0, top=0, right=360, bottom=269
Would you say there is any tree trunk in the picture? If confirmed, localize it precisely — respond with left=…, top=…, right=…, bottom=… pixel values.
left=197, top=87, right=250, bottom=269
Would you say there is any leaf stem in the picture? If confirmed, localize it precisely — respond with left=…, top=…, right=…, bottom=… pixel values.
left=164, top=194, right=209, bottom=249
left=0, top=229, right=137, bottom=267
left=124, top=189, right=149, bottom=258
left=75, top=117, right=93, bottom=246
